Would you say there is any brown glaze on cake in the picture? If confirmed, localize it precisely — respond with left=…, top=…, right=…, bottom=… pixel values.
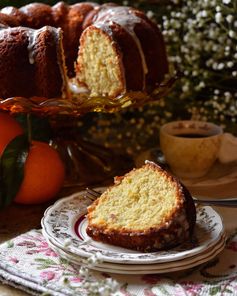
left=0, top=26, right=65, bottom=99
left=86, top=161, right=196, bottom=252
left=19, top=3, right=55, bottom=28
left=0, top=2, right=168, bottom=99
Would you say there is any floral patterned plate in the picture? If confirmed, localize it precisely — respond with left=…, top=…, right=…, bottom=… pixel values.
left=41, top=188, right=225, bottom=264
left=43, top=228, right=226, bottom=274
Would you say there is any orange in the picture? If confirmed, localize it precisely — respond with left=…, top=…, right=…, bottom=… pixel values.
left=14, top=141, right=65, bottom=204
left=0, top=112, right=23, bottom=155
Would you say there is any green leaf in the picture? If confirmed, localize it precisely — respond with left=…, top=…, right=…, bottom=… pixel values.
left=34, top=258, right=57, bottom=265
left=59, top=257, right=70, bottom=265
left=209, top=286, right=221, bottom=295
left=0, top=134, right=30, bottom=208
left=224, top=289, right=233, bottom=294
left=7, top=241, right=14, bottom=248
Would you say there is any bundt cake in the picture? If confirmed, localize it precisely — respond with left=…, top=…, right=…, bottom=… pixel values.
left=86, top=161, right=196, bottom=252
left=0, top=2, right=168, bottom=100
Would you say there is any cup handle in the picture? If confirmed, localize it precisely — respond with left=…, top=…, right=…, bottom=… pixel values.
left=218, top=133, right=237, bottom=163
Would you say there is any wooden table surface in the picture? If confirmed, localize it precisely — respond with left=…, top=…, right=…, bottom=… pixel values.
left=1, top=177, right=237, bottom=295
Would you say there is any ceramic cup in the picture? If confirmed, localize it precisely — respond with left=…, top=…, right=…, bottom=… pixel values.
left=159, top=120, right=223, bottom=178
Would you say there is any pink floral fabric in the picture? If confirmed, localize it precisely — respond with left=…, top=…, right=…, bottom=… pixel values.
left=1, top=229, right=237, bottom=295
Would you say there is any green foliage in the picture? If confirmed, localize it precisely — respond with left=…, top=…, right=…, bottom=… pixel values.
left=15, top=114, right=52, bottom=143
left=0, top=134, right=30, bottom=209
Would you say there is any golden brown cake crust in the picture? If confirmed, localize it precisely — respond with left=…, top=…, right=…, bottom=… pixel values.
left=87, top=162, right=196, bottom=251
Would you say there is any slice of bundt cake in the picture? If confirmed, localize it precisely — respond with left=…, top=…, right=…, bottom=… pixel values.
left=76, top=4, right=168, bottom=97
left=86, top=161, right=196, bottom=251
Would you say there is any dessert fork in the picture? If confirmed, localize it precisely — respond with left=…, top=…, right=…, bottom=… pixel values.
left=85, top=187, right=237, bottom=207
left=85, top=188, right=101, bottom=201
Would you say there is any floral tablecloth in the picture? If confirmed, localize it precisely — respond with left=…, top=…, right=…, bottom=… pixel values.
left=1, top=207, right=237, bottom=296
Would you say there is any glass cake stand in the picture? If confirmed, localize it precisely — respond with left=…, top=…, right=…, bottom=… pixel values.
left=0, top=75, right=176, bottom=190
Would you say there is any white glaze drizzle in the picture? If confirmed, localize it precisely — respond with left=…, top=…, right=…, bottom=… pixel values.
left=94, top=6, right=148, bottom=89
left=26, top=28, right=41, bottom=64
left=69, top=81, right=89, bottom=94
left=0, top=27, right=34, bottom=63
left=26, top=26, right=59, bottom=65
left=1, top=6, right=15, bottom=15
left=19, top=3, right=38, bottom=15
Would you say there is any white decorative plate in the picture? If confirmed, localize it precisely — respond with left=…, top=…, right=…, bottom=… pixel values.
left=42, top=229, right=226, bottom=274
left=41, top=188, right=225, bottom=264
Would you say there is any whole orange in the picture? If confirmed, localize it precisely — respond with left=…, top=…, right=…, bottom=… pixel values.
left=14, top=141, right=65, bottom=204
left=0, top=112, right=23, bottom=155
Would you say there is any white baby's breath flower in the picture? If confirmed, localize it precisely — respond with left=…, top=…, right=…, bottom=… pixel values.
left=212, top=62, right=218, bottom=70
left=224, top=92, right=232, bottom=98
left=225, top=46, right=231, bottom=52
left=199, top=81, right=205, bottom=88
left=146, top=10, right=154, bottom=20
left=217, top=63, right=225, bottom=70
left=223, top=0, right=231, bottom=4
left=201, top=10, right=208, bottom=17
left=226, top=15, right=234, bottom=23
left=212, top=44, right=219, bottom=52
left=63, top=238, right=72, bottom=247
left=229, top=30, right=236, bottom=38
left=215, top=12, right=223, bottom=23
left=87, top=252, right=102, bottom=268
left=227, top=61, right=234, bottom=68
left=218, top=35, right=226, bottom=43
left=182, top=84, right=189, bottom=93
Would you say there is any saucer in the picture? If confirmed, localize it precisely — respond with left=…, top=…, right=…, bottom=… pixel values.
left=135, top=148, right=237, bottom=197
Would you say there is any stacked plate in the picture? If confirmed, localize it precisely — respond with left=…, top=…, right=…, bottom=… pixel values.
left=41, top=188, right=226, bottom=274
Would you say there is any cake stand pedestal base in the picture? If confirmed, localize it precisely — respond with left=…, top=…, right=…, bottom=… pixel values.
left=49, top=116, right=133, bottom=191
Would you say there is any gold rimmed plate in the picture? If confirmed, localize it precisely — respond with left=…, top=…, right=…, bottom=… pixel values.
left=41, top=188, right=225, bottom=265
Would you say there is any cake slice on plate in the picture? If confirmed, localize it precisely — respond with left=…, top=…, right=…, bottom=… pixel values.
left=86, top=161, right=196, bottom=251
